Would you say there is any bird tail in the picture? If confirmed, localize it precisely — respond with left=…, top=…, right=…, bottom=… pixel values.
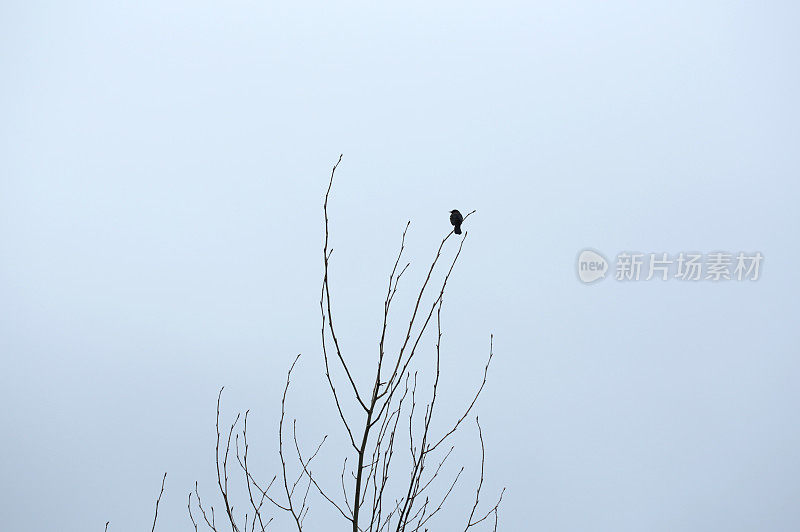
left=454, top=225, right=462, bottom=235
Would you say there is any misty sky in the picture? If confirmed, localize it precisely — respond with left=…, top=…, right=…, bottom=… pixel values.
left=2, top=2, right=800, bottom=531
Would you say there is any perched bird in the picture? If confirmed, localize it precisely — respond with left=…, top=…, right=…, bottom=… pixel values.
left=449, top=209, right=463, bottom=234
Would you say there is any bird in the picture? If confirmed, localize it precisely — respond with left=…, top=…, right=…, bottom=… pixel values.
left=449, top=209, right=463, bottom=234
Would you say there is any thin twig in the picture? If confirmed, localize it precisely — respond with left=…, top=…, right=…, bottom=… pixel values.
left=151, top=472, right=167, bottom=532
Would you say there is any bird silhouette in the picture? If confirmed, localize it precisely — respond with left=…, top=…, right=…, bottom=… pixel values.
left=449, top=209, right=463, bottom=234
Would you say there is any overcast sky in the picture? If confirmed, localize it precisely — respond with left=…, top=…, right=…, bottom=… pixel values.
left=2, top=2, right=799, bottom=531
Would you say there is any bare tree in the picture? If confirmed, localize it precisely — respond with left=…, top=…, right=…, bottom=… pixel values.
left=186, top=155, right=504, bottom=531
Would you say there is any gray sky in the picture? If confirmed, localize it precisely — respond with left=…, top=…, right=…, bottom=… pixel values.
left=2, top=1, right=799, bottom=530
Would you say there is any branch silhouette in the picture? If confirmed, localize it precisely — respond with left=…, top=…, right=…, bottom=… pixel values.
left=175, top=154, right=503, bottom=531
